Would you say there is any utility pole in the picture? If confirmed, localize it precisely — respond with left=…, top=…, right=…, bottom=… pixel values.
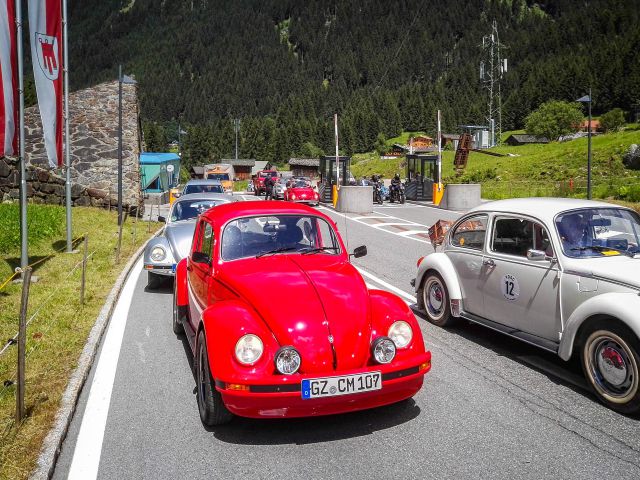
left=480, top=20, right=507, bottom=147
left=234, top=118, right=240, bottom=161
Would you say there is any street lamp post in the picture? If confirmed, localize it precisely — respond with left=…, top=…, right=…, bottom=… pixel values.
left=577, top=90, right=592, bottom=199
left=117, top=67, right=137, bottom=225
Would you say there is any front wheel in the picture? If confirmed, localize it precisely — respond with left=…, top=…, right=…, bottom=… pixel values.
left=400, top=192, right=406, bottom=204
left=195, top=330, right=233, bottom=426
left=420, top=272, right=455, bottom=327
left=581, top=322, right=640, bottom=414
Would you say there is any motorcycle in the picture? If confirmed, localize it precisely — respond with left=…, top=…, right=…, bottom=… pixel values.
left=389, top=182, right=406, bottom=204
left=373, top=181, right=384, bottom=205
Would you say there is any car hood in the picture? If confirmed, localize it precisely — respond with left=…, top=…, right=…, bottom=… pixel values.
left=165, top=221, right=197, bottom=262
left=564, top=256, right=640, bottom=289
left=217, top=255, right=371, bottom=373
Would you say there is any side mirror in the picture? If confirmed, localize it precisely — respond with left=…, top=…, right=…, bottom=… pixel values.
left=157, top=216, right=166, bottom=223
left=527, top=249, right=555, bottom=262
left=192, top=251, right=210, bottom=265
left=351, top=245, right=367, bottom=258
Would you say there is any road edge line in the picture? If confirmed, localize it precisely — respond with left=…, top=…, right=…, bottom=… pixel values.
left=31, top=227, right=163, bottom=480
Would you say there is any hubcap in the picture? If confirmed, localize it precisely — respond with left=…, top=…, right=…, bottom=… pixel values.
left=586, top=331, right=638, bottom=402
left=426, top=279, right=444, bottom=319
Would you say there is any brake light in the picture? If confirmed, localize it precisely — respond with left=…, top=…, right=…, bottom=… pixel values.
left=417, top=256, right=426, bottom=268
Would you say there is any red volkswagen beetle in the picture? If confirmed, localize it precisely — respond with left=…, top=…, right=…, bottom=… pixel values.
left=173, top=201, right=431, bottom=425
left=283, top=179, right=320, bottom=206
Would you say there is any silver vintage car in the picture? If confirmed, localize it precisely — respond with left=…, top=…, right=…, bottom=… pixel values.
left=144, top=193, right=234, bottom=287
left=413, top=198, right=640, bottom=413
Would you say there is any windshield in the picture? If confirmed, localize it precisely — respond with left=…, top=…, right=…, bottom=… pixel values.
left=556, top=208, right=640, bottom=257
left=206, top=173, right=230, bottom=181
left=292, top=180, right=310, bottom=188
left=221, top=215, right=341, bottom=261
left=170, top=200, right=223, bottom=222
left=183, top=184, right=224, bottom=195
left=259, top=172, right=278, bottom=178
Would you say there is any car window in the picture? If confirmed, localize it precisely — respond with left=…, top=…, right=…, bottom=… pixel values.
left=194, top=222, right=214, bottom=261
left=171, top=200, right=220, bottom=222
left=184, top=184, right=224, bottom=195
left=221, top=215, right=340, bottom=261
left=492, top=217, right=551, bottom=257
left=450, top=215, right=487, bottom=250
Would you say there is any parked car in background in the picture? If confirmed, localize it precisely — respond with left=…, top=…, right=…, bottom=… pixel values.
left=144, top=193, right=234, bottom=288
left=413, top=198, right=640, bottom=414
left=273, top=177, right=289, bottom=199
left=173, top=201, right=431, bottom=426
left=284, top=178, right=320, bottom=206
left=181, top=179, right=228, bottom=196
left=252, top=170, right=278, bottom=196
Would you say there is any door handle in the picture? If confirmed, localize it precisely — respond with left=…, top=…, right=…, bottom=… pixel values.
left=483, top=258, right=495, bottom=267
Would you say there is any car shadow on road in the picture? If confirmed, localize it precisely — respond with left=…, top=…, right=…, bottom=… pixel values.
left=143, top=276, right=173, bottom=294
left=409, top=306, right=610, bottom=409
left=210, top=399, right=421, bottom=445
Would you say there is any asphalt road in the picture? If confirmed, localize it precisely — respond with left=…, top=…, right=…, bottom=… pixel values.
left=53, top=197, right=640, bottom=479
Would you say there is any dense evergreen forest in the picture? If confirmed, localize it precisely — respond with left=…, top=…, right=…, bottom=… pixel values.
left=68, top=0, right=640, bottom=166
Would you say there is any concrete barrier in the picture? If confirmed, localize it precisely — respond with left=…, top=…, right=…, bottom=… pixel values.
left=440, top=183, right=482, bottom=210
left=336, top=186, right=373, bottom=214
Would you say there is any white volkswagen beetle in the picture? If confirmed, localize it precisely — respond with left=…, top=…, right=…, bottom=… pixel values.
left=413, top=198, right=640, bottom=414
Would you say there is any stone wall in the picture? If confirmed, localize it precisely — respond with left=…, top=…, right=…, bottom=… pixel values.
left=1, top=80, right=143, bottom=213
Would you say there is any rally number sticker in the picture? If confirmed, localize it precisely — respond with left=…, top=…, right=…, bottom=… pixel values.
left=501, top=274, right=520, bottom=301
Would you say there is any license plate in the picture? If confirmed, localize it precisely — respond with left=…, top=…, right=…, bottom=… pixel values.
left=171, top=264, right=177, bottom=273
left=301, top=372, right=382, bottom=399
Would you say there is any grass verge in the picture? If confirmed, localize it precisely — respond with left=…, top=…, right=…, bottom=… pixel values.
left=0, top=206, right=159, bottom=479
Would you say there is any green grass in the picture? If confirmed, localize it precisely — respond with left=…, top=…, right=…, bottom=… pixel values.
left=352, top=126, right=640, bottom=201
left=234, top=180, right=249, bottom=192
left=0, top=206, right=159, bottom=479
left=0, top=205, right=64, bottom=252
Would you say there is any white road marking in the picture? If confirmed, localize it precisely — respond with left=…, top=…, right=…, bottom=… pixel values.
left=67, top=258, right=144, bottom=480
left=370, top=222, right=417, bottom=229
left=356, top=266, right=417, bottom=303
left=396, top=230, right=431, bottom=237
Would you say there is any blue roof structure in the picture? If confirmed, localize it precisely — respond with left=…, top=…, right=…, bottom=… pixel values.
left=140, top=152, right=180, bottom=164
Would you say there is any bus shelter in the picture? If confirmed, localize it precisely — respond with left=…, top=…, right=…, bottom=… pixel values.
left=405, top=154, right=438, bottom=201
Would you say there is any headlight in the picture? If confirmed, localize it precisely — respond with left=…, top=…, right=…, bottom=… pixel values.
left=150, top=246, right=166, bottom=262
left=388, top=321, right=412, bottom=348
left=372, top=336, right=396, bottom=364
left=235, top=334, right=263, bottom=365
left=291, top=194, right=297, bottom=200
left=275, top=346, right=301, bottom=374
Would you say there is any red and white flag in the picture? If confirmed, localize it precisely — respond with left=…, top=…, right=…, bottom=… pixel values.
left=29, top=0, right=63, bottom=168
left=0, top=1, right=18, bottom=157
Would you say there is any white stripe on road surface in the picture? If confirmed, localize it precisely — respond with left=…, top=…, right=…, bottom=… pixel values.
left=356, top=267, right=417, bottom=303
left=396, top=230, right=431, bottom=237
left=67, top=258, right=144, bottom=480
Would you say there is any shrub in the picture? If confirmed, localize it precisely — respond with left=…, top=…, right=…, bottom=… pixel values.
left=600, top=108, right=625, bottom=132
left=525, top=100, right=583, bottom=141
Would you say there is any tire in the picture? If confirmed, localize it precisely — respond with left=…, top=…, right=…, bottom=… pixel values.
left=195, top=330, right=233, bottom=426
left=420, top=272, right=455, bottom=327
left=580, top=321, right=640, bottom=414
left=172, top=282, right=186, bottom=334
left=400, top=193, right=406, bottom=204
left=254, top=188, right=259, bottom=196
left=147, top=271, right=162, bottom=289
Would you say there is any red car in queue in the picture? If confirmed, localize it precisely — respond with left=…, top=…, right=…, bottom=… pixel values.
left=283, top=178, right=320, bottom=206
left=252, top=170, right=278, bottom=196
left=173, top=201, right=431, bottom=426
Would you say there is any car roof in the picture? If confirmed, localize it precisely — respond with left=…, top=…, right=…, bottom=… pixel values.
left=174, top=193, right=234, bottom=203
left=468, top=197, right=625, bottom=225
left=184, top=179, right=223, bottom=185
left=202, top=201, right=329, bottom=225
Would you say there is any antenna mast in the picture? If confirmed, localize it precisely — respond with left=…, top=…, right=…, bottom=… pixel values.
left=480, top=20, right=507, bottom=147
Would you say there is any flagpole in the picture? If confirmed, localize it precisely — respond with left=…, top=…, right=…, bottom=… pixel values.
left=62, top=0, right=72, bottom=251
left=16, top=0, right=27, bottom=273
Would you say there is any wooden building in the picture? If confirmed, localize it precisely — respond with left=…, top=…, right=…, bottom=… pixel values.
left=219, top=159, right=256, bottom=180
left=288, top=158, right=320, bottom=179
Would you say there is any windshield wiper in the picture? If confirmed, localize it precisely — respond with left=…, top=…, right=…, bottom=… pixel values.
left=570, top=245, right=634, bottom=257
left=301, top=247, right=339, bottom=255
left=256, top=247, right=298, bottom=258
